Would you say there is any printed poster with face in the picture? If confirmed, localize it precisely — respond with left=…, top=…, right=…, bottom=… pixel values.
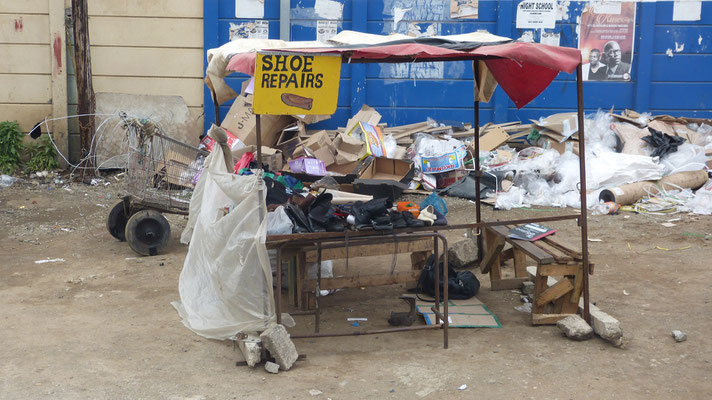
left=578, top=2, right=636, bottom=81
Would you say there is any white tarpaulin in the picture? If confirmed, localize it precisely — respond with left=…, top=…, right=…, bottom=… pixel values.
left=172, top=145, right=276, bottom=340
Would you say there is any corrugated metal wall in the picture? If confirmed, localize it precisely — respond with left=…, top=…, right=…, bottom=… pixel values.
left=204, top=0, right=712, bottom=133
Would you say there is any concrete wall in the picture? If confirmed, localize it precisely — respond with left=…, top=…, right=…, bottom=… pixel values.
left=0, top=0, right=205, bottom=165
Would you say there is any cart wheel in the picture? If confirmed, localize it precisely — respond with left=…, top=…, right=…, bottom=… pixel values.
left=107, top=200, right=132, bottom=241
left=124, top=210, right=171, bottom=256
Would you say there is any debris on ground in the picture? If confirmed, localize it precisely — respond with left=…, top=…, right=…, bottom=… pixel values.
left=672, top=330, right=688, bottom=343
left=557, top=315, right=594, bottom=341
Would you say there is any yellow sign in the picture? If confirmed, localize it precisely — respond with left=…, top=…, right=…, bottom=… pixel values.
left=253, top=53, right=342, bottom=115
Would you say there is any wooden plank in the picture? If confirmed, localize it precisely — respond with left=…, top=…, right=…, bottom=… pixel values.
left=0, top=14, right=49, bottom=44
left=570, top=266, right=584, bottom=305
left=90, top=47, right=204, bottom=78
left=499, top=247, right=514, bottom=262
left=535, top=278, right=574, bottom=307
left=531, top=313, right=575, bottom=325
left=489, top=225, right=556, bottom=264
left=302, top=271, right=421, bottom=291
left=304, top=239, right=433, bottom=263
left=88, top=0, right=203, bottom=18
left=0, top=104, right=52, bottom=132
left=0, top=0, right=49, bottom=14
left=480, top=227, right=505, bottom=274
left=539, top=264, right=580, bottom=277
left=531, top=265, right=549, bottom=315
left=49, top=0, right=68, bottom=168
left=513, top=249, right=527, bottom=277
left=0, top=74, right=51, bottom=103
left=490, top=277, right=529, bottom=291
left=540, top=236, right=582, bottom=259
left=89, top=16, right=203, bottom=48
left=92, top=76, right=204, bottom=107
left=489, top=254, right=502, bottom=281
left=0, top=44, right=50, bottom=74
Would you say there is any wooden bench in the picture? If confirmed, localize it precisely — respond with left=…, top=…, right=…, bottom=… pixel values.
left=480, top=225, right=593, bottom=325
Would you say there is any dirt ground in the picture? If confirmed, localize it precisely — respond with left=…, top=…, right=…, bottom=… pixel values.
left=1, top=174, right=711, bottom=399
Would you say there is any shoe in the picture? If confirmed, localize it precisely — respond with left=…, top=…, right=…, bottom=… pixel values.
left=351, top=198, right=392, bottom=226
left=402, top=211, right=425, bottom=227
left=432, top=207, right=447, bottom=226
left=371, top=214, right=393, bottom=230
left=284, top=203, right=312, bottom=233
left=417, top=205, right=436, bottom=226
left=389, top=211, right=408, bottom=229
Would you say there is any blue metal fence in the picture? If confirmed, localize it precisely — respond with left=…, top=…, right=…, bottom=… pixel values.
left=204, top=0, right=712, bottom=133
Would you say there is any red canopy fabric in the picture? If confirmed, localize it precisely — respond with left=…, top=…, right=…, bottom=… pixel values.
left=225, top=41, right=580, bottom=109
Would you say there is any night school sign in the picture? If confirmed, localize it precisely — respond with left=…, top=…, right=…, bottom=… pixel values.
left=253, top=53, right=341, bottom=115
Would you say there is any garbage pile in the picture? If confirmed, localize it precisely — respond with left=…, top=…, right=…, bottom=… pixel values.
left=203, top=83, right=712, bottom=223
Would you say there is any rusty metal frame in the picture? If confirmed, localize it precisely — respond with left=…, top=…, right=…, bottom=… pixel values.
left=253, top=53, right=591, bottom=335
left=273, top=231, right=450, bottom=349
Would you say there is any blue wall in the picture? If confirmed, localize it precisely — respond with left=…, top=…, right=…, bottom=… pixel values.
left=204, top=0, right=712, bottom=132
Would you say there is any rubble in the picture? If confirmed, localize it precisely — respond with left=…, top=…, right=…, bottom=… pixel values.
left=672, top=330, right=688, bottom=343
left=448, top=238, right=478, bottom=269
left=557, top=315, right=594, bottom=341
left=259, top=324, right=298, bottom=371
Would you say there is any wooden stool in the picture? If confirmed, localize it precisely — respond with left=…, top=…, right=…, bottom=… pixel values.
left=481, top=225, right=593, bottom=325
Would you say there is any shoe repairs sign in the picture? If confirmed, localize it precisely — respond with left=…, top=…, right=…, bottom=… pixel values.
left=253, top=52, right=341, bottom=115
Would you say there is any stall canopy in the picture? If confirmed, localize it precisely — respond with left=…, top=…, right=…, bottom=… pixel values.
left=216, top=30, right=581, bottom=109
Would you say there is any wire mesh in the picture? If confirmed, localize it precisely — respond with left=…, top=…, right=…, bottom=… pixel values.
left=122, top=114, right=207, bottom=213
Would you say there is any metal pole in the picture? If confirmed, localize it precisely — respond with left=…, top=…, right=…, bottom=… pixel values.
left=473, top=61, right=483, bottom=262
left=440, top=235, right=449, bottom=349
left=276, top=248, right=282, bottom=325
left=255, top=114, right=263, bottom=169
left=315, top=242, right=322, bottom=333
left=576, top=64, right=591, bottom=323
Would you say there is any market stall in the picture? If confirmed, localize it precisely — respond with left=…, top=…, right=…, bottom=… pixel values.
left=203, top=31, right=590, bottom=346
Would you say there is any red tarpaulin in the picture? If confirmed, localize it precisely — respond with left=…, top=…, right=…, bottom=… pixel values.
left=226, top=41, right=581, bottom=109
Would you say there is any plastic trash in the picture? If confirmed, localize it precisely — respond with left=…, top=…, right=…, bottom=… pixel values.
left=383, top=134, right=398, bottom=159
left=0, top=175, right=18, bottom=188
left=592, top=201, right=620, bottom=215
left=660, top=143, right=708, bottom=175
left=266, top=206, right=294, bottom=235
left=420, top=192, right=448, bottom=215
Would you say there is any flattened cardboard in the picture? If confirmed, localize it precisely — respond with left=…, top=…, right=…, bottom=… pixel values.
left=531, top=112, right=578, bottom=140
left=344, top=105, right=382, bottom=137
left=292, top=130, right=337, bottom=166
left=220, top=94, right=294, bottom=147
left=332, top=132, right=366, bottom=164
left=478, top=126, right=510, bottom=151
left=415, top=295, right=501, bottom=328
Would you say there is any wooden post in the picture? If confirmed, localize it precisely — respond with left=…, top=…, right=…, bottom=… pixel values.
left=71, top=0, right=95, bottom=178
left=49, top=0, right=68, bottom=168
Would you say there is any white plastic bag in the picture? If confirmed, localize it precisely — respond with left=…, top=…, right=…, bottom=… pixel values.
left=383, top=134, right=398, bottom=159
left=173, top=145, right=276, bottom=340
left=266, top=206, right=293, bottom=235
left=660, top=143, right=708, bottom=175
left=307, top=260, right=335, bottom=296
left=586, top=149, right=664, bottom=190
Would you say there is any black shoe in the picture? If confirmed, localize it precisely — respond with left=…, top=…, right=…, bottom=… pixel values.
left=390, top=211, right=408, bottom=229
left=371, top=214, right=393, bottom=230
left=351, top=198, right=392, bottom=225
left=284, top=203, right=312, bottom=233
left=402, top=211, right=425, bottom=228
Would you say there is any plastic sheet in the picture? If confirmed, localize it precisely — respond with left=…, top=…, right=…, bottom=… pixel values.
left=683, top=179, right=712, bottom=215
left=584, top=111, right=619, bottom=152
left=173, top=145, right=275, bottom=340
left=660, top=143, right=708, bottom=175
left=586, top=149, right=664, bottom=190
left=383, top=134, right=398, bottom=159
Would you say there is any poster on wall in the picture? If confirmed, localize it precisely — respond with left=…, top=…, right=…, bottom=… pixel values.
left=235, top=0, right=264, bottom=19
left=578, top=2, right=637, bottom=81
left=450, top=0, right=478, bottom=19
left=516, top=0, right=557, bottom=29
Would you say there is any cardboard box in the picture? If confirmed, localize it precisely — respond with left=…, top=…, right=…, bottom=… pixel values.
left=332, top=132, right=366, bottom=164
left=232, top=145, right=283, bottom=172
left=199, top=124, right=244, bottom=152
left=352, top=157, right=414, bottom=201
left=421, top=145, right=467, bottom=174
left=288, top=157, right=326, bottom=176
left=220, top=94, right=294, bottom=147
left=531, top=113, right=578, bottom=140
left=348, top=122, right=386, bottom=158
left=292, top=130, right=337, bottom=167
left=344, top=105, right=381, bottom=136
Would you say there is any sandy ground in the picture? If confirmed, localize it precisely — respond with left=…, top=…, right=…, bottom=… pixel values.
left=1, top=174, right=711, bottom=399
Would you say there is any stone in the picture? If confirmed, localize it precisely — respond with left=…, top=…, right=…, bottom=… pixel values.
left=521, top=281, right=535, bottom=295
left=557, top=315, right=594, bottom=341
left=236, top=334, right=261, bottom=368
left=308, top=389, right=323, bottom=396
left=589, top=306, right=623, bottom=347
left=448, top=238, right=478, bottom=269
left=260, top=324, right=298, bottom=371
left=672, top=330, right=687, bottom=343
left=264, top=361, right=280, bottom=374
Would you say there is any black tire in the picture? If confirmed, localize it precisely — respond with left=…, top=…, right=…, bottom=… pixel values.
left=124, top=210, right=171, bottom=256
left=107, top=200, right=131, bottom=241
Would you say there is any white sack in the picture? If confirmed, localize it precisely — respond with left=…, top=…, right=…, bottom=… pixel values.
left=586, top=150, right=665, bottom=190
left=173, top=145, right=275, bottom=339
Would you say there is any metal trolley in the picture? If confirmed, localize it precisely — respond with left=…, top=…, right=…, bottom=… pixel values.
left=106, top=113, right=208, bottom=256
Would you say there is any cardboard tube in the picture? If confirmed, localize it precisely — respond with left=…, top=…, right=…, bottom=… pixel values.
left=600, top=170, right=708, bottom=205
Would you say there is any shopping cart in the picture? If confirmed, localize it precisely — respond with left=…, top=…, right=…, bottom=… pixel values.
left=106, top=113, right=208, bottom=256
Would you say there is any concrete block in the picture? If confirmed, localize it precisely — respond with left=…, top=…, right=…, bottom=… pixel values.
left=448, top=238, right=478, bottom=269
left=557, top=315, right=593, bottom=340
left=236, top=334, right=261, bottom=368
left=264, top=361, right=280, bottom=374
left=260, top=324, right=298, bottom=371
